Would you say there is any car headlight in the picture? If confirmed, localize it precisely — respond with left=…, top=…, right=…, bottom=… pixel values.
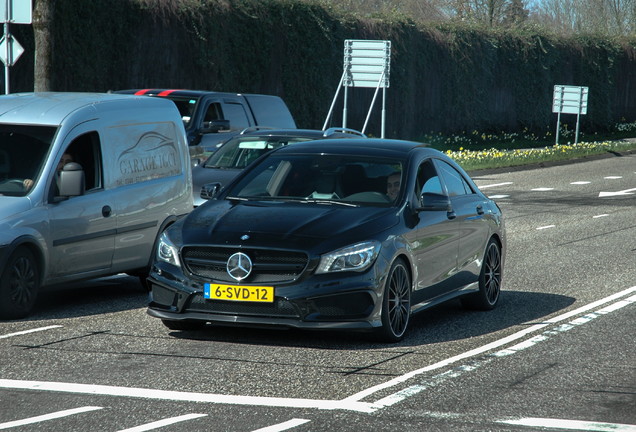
left=157, top=231, right=181, bottom=267
left=316, top=241, right=381, bottom=274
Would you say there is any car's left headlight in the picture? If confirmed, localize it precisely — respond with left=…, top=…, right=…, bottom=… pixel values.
left=316, top=241, right=381, bottom=274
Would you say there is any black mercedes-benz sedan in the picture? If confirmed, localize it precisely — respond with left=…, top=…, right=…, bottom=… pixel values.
left=147, top=139, right=505, bottom=341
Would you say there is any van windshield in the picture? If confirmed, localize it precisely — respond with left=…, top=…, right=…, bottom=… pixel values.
left=0, top=124, right=57, bottom=197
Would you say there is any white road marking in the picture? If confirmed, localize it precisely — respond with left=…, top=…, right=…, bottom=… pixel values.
left=536, top=225, right=556, bottom=230
left=487, top=194, right=509, bottom=199
left=499, top=417, right=636, bottom=431
left=477, top=182, right=513, bottom=189
left=116, top=414, right=207, bottom=432
left=532, top=187, right=554, bottom=191
left=604, top=176, right=623, bottom=179
left=599, top=187, right=636, bottom=197
left=571, top=181, right=591, bottom=185
left=1, top=289, right=634, bottom=415
left=252, top=419, right=312, bottom=432
left=0, top=379, right=379, bottom=413
left=0, top=325, right=62, bottom=340
left=593, top=214, right=609, bottom=218
left=344, top=285, right=636, bottom=405
left=0, top=406, right=102, bottom=430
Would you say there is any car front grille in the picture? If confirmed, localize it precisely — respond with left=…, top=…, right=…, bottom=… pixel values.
left=182, top=246, right=308, bottom=283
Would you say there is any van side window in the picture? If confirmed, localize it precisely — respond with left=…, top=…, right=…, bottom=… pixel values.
left=222, top=102, right=250, bottom=130
left=64, top=132, right=103, bottom=192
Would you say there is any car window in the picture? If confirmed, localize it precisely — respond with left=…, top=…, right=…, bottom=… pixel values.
left=436, top=160, right=473, bottom=197
left=204, top=136, right=315, bottom=169
left=222, top=102, right=250, bottom=130
left=228, top=153, right=403, bottom=206
left=416, top=159, right=443, bottom=195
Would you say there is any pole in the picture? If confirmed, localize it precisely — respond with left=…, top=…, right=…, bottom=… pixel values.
left=3, top=0, right=9, bottom=94
left=555, top=111, right=560, bottom=145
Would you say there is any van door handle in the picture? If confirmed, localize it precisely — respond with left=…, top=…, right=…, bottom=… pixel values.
left=476, top=205, right=484, bottom=215
left=102, top=205, right=112, bottom=218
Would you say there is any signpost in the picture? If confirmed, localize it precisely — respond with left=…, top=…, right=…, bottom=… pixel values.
left=324, top=39, right=391, bottom=138
left=1, top=0, right=32, bottom=94
left=552, top=85, right=589, bottom=145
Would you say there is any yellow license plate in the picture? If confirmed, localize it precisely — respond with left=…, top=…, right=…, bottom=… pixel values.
left=204, top=283, right=274, bottom=303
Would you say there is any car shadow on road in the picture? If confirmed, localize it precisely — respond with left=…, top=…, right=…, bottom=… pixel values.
left=168, top=290, right=576, bottom=349
left=21, top=275, right=148, bottom=322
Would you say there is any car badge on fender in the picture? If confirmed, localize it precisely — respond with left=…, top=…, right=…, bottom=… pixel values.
left=227, top=252, right=252, bottom=281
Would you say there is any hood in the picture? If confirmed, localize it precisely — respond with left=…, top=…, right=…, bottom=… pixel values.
left=191, top=166, right=241, bottom=206
left=179, top=199, right=399, bottom=252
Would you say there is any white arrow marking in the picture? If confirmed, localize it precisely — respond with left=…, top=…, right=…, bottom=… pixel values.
left=598, top=187, right=636, bottom=197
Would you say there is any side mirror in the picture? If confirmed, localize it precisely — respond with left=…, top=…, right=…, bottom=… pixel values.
left=200, top=182, right=222, bottom=200
left=57, top=162, right=85, bottom=197
left=200, top=119, right=231, bottom=134
left=417, top=192, right=452, bottom=212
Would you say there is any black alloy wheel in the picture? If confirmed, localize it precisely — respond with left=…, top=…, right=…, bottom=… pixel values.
left=377, top=258, right=411, bottom=342
left=0, top=247, right=40, bottom=319
left=462, top=238, right=502, bottom=310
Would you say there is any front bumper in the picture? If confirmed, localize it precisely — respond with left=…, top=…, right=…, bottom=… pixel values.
left=146, top=263, right=386, bottom=330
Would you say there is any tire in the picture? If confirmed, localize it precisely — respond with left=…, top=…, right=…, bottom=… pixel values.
left=0, top=247, right=40, bottom=320
left=161, top=319, right=206, bottom=331
left=376, top=258, right=411, bottom=342
left=461, top=238, right=502, bottom=310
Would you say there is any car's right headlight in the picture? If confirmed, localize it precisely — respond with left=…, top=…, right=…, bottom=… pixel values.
left=157, top=231, right=181, bottom=267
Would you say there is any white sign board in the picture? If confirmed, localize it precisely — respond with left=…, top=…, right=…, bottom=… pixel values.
left=1, top=0, right=32, bottom=24
left=0, top=34, right=23, bottom=66
left=344, top=40, right=390, bottom=88
left=552, top=85, right=588, bottom=115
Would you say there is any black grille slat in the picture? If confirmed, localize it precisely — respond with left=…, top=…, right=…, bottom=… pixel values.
left=182, top=246, right=308, bottom=283
left=188, top=294, right=299, bottom=317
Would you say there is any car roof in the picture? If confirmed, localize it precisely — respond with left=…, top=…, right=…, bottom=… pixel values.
left=273, top=138, right=436, bottom=158
left=238, top=127, right=366, bottom=139
left=116, top=89, right=247, bottom=98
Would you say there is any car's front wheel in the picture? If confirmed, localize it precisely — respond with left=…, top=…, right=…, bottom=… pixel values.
left=461, top=238, right=502, bottom=310
left=376, top=258, right=411, bottom=342
left=0, top=247, right=40, bottom=319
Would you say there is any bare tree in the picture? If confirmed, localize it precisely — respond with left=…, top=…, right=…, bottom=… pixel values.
left=32, top=0, right=53, bottom=91
left=530, top=0, right=635, bottom=35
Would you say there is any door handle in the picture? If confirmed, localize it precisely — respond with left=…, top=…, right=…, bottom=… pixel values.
left=102, top=205, right=112, bottom=217
left=476, top=205, right=484, bottom=215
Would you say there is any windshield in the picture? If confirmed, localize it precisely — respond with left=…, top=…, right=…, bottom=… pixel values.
left=204, top=135, right=316, bottom=169
left=163, top=96, right=199, bottom=127
left=0, top=124, right=57, bottom=197
left=227, top=153, right=403, bottom=206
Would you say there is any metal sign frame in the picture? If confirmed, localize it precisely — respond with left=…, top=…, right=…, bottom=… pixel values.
left=323, top=40, right=391, bottom=138
left=552, top=85, right=589, bottom=145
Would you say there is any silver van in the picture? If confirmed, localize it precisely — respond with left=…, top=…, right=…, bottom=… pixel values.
left=0, top=92, right=193, bottom=319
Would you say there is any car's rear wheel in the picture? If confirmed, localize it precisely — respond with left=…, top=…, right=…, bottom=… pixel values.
left=377, top=258, right=411, bottom=342
left=0, top=247, right=40, bottom=319
left=461, top=238, right=502, bottom=310
left=161, top=319, right=207, bottom=331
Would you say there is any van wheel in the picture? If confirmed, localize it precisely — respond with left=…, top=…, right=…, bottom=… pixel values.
left=0, top=248, right=40, bottom=319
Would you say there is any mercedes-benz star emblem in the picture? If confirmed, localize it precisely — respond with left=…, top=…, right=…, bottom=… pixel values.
left=227, top=252, right=253, bottom=281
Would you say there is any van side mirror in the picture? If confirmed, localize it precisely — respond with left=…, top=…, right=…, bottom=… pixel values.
left=417, top=192, right=452, bottom=212
left=57, top=162, right=85, bottom=197
left=200, top=119, right=231, bottom=134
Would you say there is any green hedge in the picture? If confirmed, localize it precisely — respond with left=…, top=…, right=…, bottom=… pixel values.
left=8, top=0, right=636, bottom=141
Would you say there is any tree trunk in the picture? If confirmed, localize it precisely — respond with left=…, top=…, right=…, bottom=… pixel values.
left=32, top=0, right=53, bottom=91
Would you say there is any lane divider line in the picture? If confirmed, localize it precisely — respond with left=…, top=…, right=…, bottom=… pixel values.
left=0, top=406, right=102, bottom=430
left=0, top=325, right=62, bottom=340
